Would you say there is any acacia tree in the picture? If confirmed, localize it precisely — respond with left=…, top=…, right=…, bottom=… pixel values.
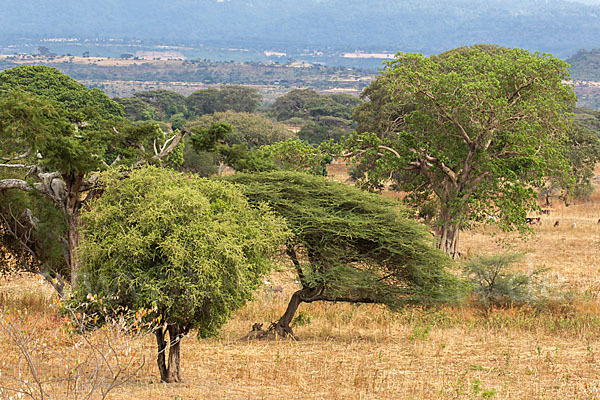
left=225, top=171, right=462, bottom=338
left=0, top=66, right=187, bottom=289
left=73, top=166, right=287, bottom=382
left=347, top=46, right=576, bottom=256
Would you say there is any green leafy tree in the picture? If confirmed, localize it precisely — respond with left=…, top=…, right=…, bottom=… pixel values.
left=305, top=94, right=360, bottom=120
left=261, top=140, right=333, bottom=175
left=133, top=90, right=187, bottom=119
left=218, top=85, right=262, bottom=113
left=169, top=113, right=187, bottom=131
left=225, top=171, right=463, bottom=338
left=185, top=86, right=262, bottom=117
left=114, top=97, right=156, bottom=121
left=270, top=88, right=321, bottom=121
left=298, top=121, right=347, bottom=145
left=271, top=89, right=361, bottom=123
left=541, top=120, right=600, bottom=204
left=73, top=166, right=288, bottom=382
left=179, top=143, right=219, bottom=177
left=185, top=88, right=221, bottom=116
left=270, top=89, right=360, bottom=145
left=0, top=66, right=187, bottom=288
left=568, top=108, right=600, bottom=200
left=217, top=144, right=278, bottom=174
left=188, top=111, right=293, bottom=147
left=347, top=46, right=576, bottom=256
left=218, top=140, right=333, bottom=176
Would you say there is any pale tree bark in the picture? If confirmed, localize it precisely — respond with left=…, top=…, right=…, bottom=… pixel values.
left=435, top=203, right=461, bottom=258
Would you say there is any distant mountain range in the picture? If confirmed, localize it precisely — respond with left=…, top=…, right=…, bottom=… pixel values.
left=1, top=0, right=600, bottom=58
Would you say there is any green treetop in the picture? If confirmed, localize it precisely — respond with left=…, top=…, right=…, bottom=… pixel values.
left=73, top=166, right=288, bottom=382
left=348, top=45, right=576, bottom=256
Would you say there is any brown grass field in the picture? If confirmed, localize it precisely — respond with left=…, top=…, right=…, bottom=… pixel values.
left=1, top=170, right=600, bottom=399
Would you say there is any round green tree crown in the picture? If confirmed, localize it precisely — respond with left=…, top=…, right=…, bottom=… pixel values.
left=74, top=166, right=288, bottom=338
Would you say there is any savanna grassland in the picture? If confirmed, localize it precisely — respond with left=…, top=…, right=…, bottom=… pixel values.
left=1, top=169, right=600, bottom=400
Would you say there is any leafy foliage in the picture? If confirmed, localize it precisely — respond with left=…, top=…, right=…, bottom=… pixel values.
left=72, top=166, right=288, bottom=381
left=348, top=45, right=576, bottom=254
left=0, top=65, right=124, bottom=123
left=297, top=121, right=347, bottom=146
left=224, top=171, right=463, bottom=308
left=0, top=68, right=159, bottom=175
left=462, top=253, right=550, bottom=310
left=74, top=166, right=288, bottom=338
left=0, top=66, right=184, bottom=287
left=188, top=111, right=293, bottom=147
left=569, top=108, right=600, bottom=199
left=270, top=89, right=360, bottom=145
left=0, top=187, right=68, bottom=278
left=133, top=90, right=187, bottom=120
left=189, top=122, right=232, bottom=153
left=186, top=85, right=262, bottom=117
left=219, top=139, right=333, bottom=175
left=114, top=96, right=156, bottom=121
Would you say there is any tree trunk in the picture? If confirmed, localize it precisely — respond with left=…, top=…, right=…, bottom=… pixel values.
left=66, top=215, right=81, bottom=286
left=272, top=287, right=322, bottom=338
left=272, top=289, right=304, bottom=338
left=436, top=205, right=460, bottom=258
left=155, top=326, right=182, bottom=383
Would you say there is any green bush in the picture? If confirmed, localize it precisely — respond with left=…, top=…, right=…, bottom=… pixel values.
left=462, top=253, right=549, bottom=310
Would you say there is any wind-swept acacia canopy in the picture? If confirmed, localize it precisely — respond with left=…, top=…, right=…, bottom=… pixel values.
left=225, top=171, right=463, bottom=336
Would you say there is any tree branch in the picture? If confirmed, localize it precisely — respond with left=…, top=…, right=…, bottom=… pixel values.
left=1, top=149, right=32, bottom=162
left=0, top=163, right=32, bottom=169
left=0, top=179, right=33, bottom=192
left=153, top=127, right=189, bottom=161
left=507, top=80, right=534, bottom=107
left=303, top=295, right=380, bottom=305
left=420, top=89, right=473, bottom=145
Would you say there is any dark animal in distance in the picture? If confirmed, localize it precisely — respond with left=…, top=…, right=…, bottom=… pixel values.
left=554, top=221, right=560, bottom=227
left=540, top=209, right=551, bottom=215
left=526, top=217, right=541, bottom=225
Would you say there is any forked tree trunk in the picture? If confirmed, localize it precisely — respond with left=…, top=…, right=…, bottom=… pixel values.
left=436, top=223, right=459, bottom=258
left=155, top=325, right=182, bottom=383
left=436, top=204, right=461, bottom=258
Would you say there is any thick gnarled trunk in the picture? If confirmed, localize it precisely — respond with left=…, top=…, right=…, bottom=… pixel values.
left=272, top=286, right=324, bottom=338
left=155, top=325, right=183, bottom=383
left=272, top=289, right=305, bottom=338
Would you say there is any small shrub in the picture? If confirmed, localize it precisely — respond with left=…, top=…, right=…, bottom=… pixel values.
left=462, top=253, right=550, bottom=310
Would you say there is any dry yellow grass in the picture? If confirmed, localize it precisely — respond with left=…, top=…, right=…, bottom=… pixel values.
left=1, top=179, right=600, bottom=399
